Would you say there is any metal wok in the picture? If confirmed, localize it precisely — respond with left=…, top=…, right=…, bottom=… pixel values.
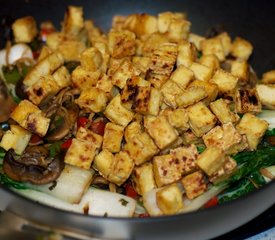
left=0, top=0, right=275, bottom=239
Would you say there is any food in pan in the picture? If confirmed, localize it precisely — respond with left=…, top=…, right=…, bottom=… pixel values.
left=0, top=6, right=275, bottom=217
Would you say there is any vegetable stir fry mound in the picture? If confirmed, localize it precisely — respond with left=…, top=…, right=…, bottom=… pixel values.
left=0, top=6, right=275, bottom=218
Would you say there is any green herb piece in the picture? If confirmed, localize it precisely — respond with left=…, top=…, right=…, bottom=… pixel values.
left=264, top=128, right=275, bottom=137
left=0, top=172, right=28, bottom=190
left=197, top=145, right=206, bottom=154
left=119, top=198, right=129, bottom=206
left=2, top=65, right=21, bottom=84
left=0, top=147, right=6, bottom=159
left=197, top=51, right=202, bottom=59
left=49, top=142, right=62, bottom=158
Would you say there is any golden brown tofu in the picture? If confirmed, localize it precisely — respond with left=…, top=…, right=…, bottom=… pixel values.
left=52, top=66, right=71, bottom=88
left=158, top=12, right=186, bottom=33
left=160, top=108, right=189, bottom=132
left=156, top=183, right=184, bottom=215
left=76, top=87, right=109, bottom=113
left=57, top=40, right=86, bottom=62
left=93, top=149, right=114, bottom=178
left=235, top=88, right=262, bottom=114
left=80, top=47, right=103, bottom=71
left=161, top=80, right=184, bottom=108
left=64, top=138, right=96, bottom=170
left=142, top=32, right=169, bottom=57
left=108, top=30, right=136, bottom=58
left=261, top=70, right=275, bottom=84
left=149, top=43, right=178, bottom=76
left=132, top=163, right=156, bottom=195
left=76, top=127, right=102, bottom=149
left=177, top=41, right=196, bottom=67
left=12, top=16, right=37, bottom=43
left=144, top=116, right=178, bottom=149
left=62, top=6, right=84, bottom=36
left=103, top=123, right=124, bottom=153
left=231, top=37, right=253, bottom=60
left=104, top=94, right=134, bottom=127
left=196, top=146, right=226, bottom=176
left=170, top=65, right=194, bottom=90
left=132, top=56, right=151, bottom=75
left=188, top=33, right=206, bottom=51
left=10, top=100, right=50, bottom=137
left=209, top=98, right=239, bottom=124
left=210, top=69, right=238, bottom=95
left=256, top=84, right=275, bottom=109
left=153, top=154, right=182, bottom=187
left=202, top=123, right=244, bottom=155
left=187, top=102, right=216, bottom=137
left=147, top=72, right=169, bottom=89
left=71, top=66, right=100, bottom=90
left=176, top=87, right=207, bottom=108
left=189, top=62, right=213, bottom=81
left=181, top=171, right=208, bottom=199
left=181, top=130, right=203, bottom=145
left=231, top=60, right=249, bottom=84
left=96, top=74, right=113, bottom=94
left=216, top=32, right=232, bottom=56
left=199, top=54, right=220, bottom=72
left=201, top=37, right=225, bottom=61
left=236, top=113, right=268, bottom=150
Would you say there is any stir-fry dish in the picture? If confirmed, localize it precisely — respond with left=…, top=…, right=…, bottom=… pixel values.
left=0, top=6, right=275, bottom=217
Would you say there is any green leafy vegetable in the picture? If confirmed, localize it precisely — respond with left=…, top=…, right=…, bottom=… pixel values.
left=2, top=64, right=31, bottom=85
left=49, top=142, right=62, bottom=158
left=0, top=172, right=28, bottom=190
left=264, top=128, right=275, bottom=137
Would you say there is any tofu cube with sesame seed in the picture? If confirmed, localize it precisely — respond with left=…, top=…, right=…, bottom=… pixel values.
left=12, top=16, right=37, bottom=43
left=196, top=146, right=226, bottom=176
left=210, top=69, right=238, bottom=95
left=64, top=138, right=97, bottom=170
left=181, top=171, right=208, bottom=200
left=76, top=127, right=103, bottom=149
left=230, top=37, right=253, bottom=60
left=71, top=66, right=100, bottom=90
left=156, top=183, right=184, bottom=215
left=177, top=41, right=196, bottom=67
left=209, top=98, right=239, bottom=124
left=144, top=116, right=178, bottom=150
left=176, top=87, right=207, bottom=108
left=187, top=102, right=216, bottom=137
left=189, top=62, right=213, bottom=81
left=153, top=154, right=183, bottom=187
left=104, top=94, right=134, bottom=127
left=236, top=113, right=268, bottom=150
left=201, top=37, right=225, bottom=61
left=108, top=30, right=136, bottom=58
left=132, top=163, right=156, bottom=196
left=170, top=65, right=194, bottom=90
left=161, top=80, right=184, bottom=108
left=103, top=123, right=124, bottom=153
left=76, top=87, right=108, bottom=113
left=10, top=100, right=50, bottom=137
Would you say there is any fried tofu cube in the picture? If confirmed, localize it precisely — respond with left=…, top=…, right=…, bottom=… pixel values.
left=158, top=12, right=186, bottom=33
left=76, top=127, right=102, bottom=149
left=231, top=37, right=253, bottom=60
left=210, top=69, right=238, bottom=95
left=196, top=146, right=226, bottom=176
left=167, top=18, right=191, bottom=42
left=170, top=65, right=194, bottom=90
left=108, top=30, right=136, bottom=58
left=72, top=66, right=100, bottom=90
left=132, top=56, right=151, bottom=75
left=187, top=102, right=216, bottom=137
left=210, top=98, right=239, bottom=124
left=231, top=60, right=249, bottom=84
left=147, top=72, right=169, bottom=89
left=181, top=171, right=207, bottom=199
left=236, top=113, right=268, bottom=150
left=235, top=88, right=262, bottom=114
left=202, top=123, right=243, bottom=155
left=201, top=37, right=225, bottom=61
left=156, top=183, right=183, bottom=215
left=112, top=59, right=141, bottom=89
left=188, top=33, right=206, bottom=51
left=76, top=87, right=108, bottom=113
left=132, top=163, right=156, bottom=195
left=123, top=14, right=158, bottom=37
left=38, top=46, right=53, bottom=62
left=103, top=123, right=124, bottom=153
left=161, top=108, right=189, bottom=132
left=27, top=75, right=60, bottom=105
left=104, top=94, right=134, bottom=127
left=256, top=84, right=275, bottom=109
left=12, top=16, right=37, bottom=43
left=144, top=116, right=178, bottom=149
left=150, top=43, right=178, bottom=76
left=177, top=41, right=196, bottom=67
left=52, top=66, right=71, bottom=88
left=93, top=149, right=114, bottom=178
left=108, top=151, right=135, bottom=186
left=10, top=100, right=50, bottom=137
left=209, top=157, right=237, bottom=184
left=62, top=6, right=84, bottom=36
left=200, top=54, right=220, bottom=72
left=170, top=144, right=198, bottom=175
left=188, top=80, right=219, bottom=105
left=189, top=62, right=213, bottom=81
left=161, top=80, right=184, bottom=108
left=80, top=47, right=103, bottom=71
left=96, top=74, right=113, bottom=94
left=142, top=33, right=169, bottom=57
left=176, top=87, right=207, bottom=108
left=0, top=125, right=31, bottom=155
left=124, top=121, right=141, bottom=141
left=216, top=32, right=232, bottom=56
left=64, top=138, right=96, bottom=170
left=57, top=40, right=86, bottom=61
left=181, top=130, right=203, bottom=145
left=153, top=154, right=182, bottom=187
left=261, top=70, right=275, bottom=84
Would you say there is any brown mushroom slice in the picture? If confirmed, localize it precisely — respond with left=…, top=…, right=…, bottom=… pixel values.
left=3, top=148, right=64, bottom=185
left=46, top=101, right=79, bottom=142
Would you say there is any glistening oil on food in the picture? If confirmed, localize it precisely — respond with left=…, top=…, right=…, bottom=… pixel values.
left=0, top=6, right=275, bottom=218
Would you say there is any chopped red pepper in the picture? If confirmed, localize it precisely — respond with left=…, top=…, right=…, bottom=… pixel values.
left=125, top=182, right=139, bottom=199
left=61, top=138, right=73, bottom=149
left=138, top=213, right=150, bottom=218
left=32, top=51, right=40, bottom=59
left=204, top=196, right=219, bottom=208
left=77, top=117, right=89, bottom=129
left=30, top=134, right=42, bottom=144
left=40, top=28, right=55, bottom=42
left=90, top=121, right=106, bottom=136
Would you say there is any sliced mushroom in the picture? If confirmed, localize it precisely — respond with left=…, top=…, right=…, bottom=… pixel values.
left=3, top=147, right=65, bottom=185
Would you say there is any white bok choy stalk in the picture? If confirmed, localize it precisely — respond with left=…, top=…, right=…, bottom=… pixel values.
left=258, top=110, right=275, bottom=129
